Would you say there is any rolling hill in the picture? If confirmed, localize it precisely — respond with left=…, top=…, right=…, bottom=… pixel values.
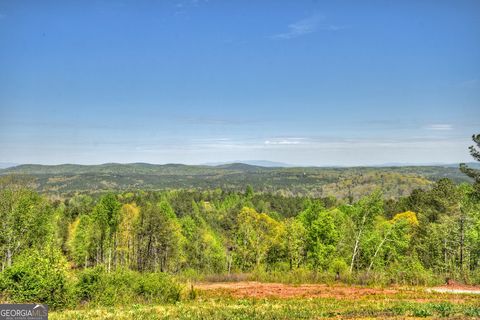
left=0, top=162, right=474, bottom=199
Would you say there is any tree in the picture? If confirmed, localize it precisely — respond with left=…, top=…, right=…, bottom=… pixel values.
left=235, top=207, right=283, bottom=270
left=460, top=133, right=480, bottom=194
left=283, top=218, right=307, bottom=270
left=245, top=185, right=254, bottom=198
left=137, top=201, right=184, bottom=272
left=347, top=191, right=383, bottom=272
left=298, top=202, right=339, bottom=270
left=0, top=179, right=53, bottom=270
left=366, top=211, right=419, bottom=272
left=180, top=215, right=226, bottom=273
left=67, top=214, right=93, bottom=268
left=91, top=194, right=121, bottom=270
left=117, top=203, right=140, bottom=269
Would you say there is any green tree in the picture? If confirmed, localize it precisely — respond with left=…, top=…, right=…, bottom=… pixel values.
left=347, top=191, right=383, bottom=272
left=0, top=178, right=53, bottom=270
left=67, top=214, right=94, bottom=267
left=180, top=215, right=226, bottom=273
left=91, top=194, right=121, bottom=270
left=137, top=201, right=184, bottom=272
left=245, top=185, right=254, bottom=199
left=298, top=202, right=339, bottom=270
left=235, top=207, right=283, bottom=270
left=283, top=218, right=307, bottom=270
left=117, top=203, right=140, bottom=269
left=460, top=133, right=480, bottom=194
left=366, top=211, right=419, bottom=272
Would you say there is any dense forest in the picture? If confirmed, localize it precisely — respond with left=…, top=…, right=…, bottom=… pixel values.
left=0, top=135, right=479, bottom=310
left=0, top=162, right=476, bottom=199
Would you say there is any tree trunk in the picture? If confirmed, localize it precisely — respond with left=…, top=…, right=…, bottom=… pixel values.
left=350, top=235, right=360, bottom=273
left=227, top=252, right=232, bottom=275
left=350, top=215, right=367, bottom=273
left=460, top=213, right=464, bottom=271
left=367, top=231, right=390, bottom=273
left=6, top=248, right=12, bottom=267
left=108, top=247, right=111, bottom=273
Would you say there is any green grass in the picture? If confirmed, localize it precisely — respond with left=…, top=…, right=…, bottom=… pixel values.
left=50, top=288, right=480, bottom=319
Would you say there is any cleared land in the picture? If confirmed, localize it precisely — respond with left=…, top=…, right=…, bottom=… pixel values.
left=50, top=281, right=480, bottom=319
left=428, top=282, right=480, bottom=295
left=194, top=281, right=399, bottom=299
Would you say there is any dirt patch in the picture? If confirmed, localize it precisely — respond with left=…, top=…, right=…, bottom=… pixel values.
left=428, top=281, right=480, bottom=295
left=427, top=283, right=480, bottom=294
left=194, top=281, right=398, bottom=299
left=438, top=281, right=480, bottom=291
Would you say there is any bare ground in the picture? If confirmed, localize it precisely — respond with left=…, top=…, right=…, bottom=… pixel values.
left=194, top=281, right=399, bottom=299
left=194, top=281, right=480, bottom=300
left=428, top=281, right=480, bottom=295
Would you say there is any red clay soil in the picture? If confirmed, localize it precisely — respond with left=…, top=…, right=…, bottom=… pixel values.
left=434, top=280, right=480, bottom=291
left=194, top=281, right=398, bottom=299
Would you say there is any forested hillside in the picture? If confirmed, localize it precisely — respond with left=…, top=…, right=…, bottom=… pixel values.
left=1, top=136, right=479, bottom=312
left=1, top=172, right=480, bottom=309
left=0, top=163, right=473, bottom=200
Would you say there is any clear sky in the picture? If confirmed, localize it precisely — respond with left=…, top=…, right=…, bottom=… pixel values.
left=0, top=0, right=479, bottom=166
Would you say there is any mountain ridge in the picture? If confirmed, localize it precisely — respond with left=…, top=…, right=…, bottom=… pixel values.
left=0, top=162, right=475, bottom=199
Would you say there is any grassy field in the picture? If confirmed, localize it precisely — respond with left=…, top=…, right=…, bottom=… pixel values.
left=50, top=282, right=480, bottom=319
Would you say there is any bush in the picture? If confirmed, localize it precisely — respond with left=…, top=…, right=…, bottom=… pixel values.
left=329, top=258, right=349, bottom=280
left=136, top=272, right=182, bottom=303
left=0, top=249, right=74, bottom=310
left=75, top=267, right=182, bottom=306
left=354, top=270, right=388, bottom=286
left=469, top=268, right=480, bottom=285
left=386, top=258, right=437, bottom=286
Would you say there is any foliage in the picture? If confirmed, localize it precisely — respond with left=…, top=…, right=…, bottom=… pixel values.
left=298, top=202, right=339, bottom=269
left=234, top=207, right=283, bottom=270
left=1, top=176, right=480, bottom=287
left=1, top=163, right=474, bottom=199
left=0, top=249, right=74, bottom=309
left=460, top=133, right=480, bottom=195
left=75, top=267, right=181, bottom=306
left=0, top=179, right=54, bottom=270
left=2, top=139, right=480, bottom=310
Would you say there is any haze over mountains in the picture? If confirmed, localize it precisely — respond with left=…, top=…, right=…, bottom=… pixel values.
left=0, top=162, right=19, bottom=169
left=1, top=161, right=476, bottom=199
left=2, top=160, right=479, bottom=169
left=203, top=160, right=295, bottom=167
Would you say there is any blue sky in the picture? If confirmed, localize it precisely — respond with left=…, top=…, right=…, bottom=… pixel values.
left=0, top=0, right=479, bottom=166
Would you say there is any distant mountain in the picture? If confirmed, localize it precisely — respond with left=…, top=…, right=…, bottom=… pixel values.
left=0, top=162, right=19, bottom=169
left=0, top=162, right=474, bottom=199
left=443, top=162, right=480, bottom=169
left=204, top=160, right=295, bottom=167
left=215, top=163, right=268, bottom=171
left=369, top=162, right=480, bottom=168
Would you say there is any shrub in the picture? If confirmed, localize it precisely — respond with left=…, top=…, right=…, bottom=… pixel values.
left=328, top=258, right=349, bottom=280
left=354, top=270, right=388, bottom=286
left=470, top=268, right=480, bottom=285
left=136, top=272, right=181, bottom=303
left=386, top=258, right=436, bottom=286
left=0, top=249, right=74, bottom=310
left=75, top=265, right=105, bottom=302
left=75, top=267, right=182, bottom=306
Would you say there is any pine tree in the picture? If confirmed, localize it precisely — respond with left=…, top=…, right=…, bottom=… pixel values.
left=460, top=133, right=480, bottom=194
